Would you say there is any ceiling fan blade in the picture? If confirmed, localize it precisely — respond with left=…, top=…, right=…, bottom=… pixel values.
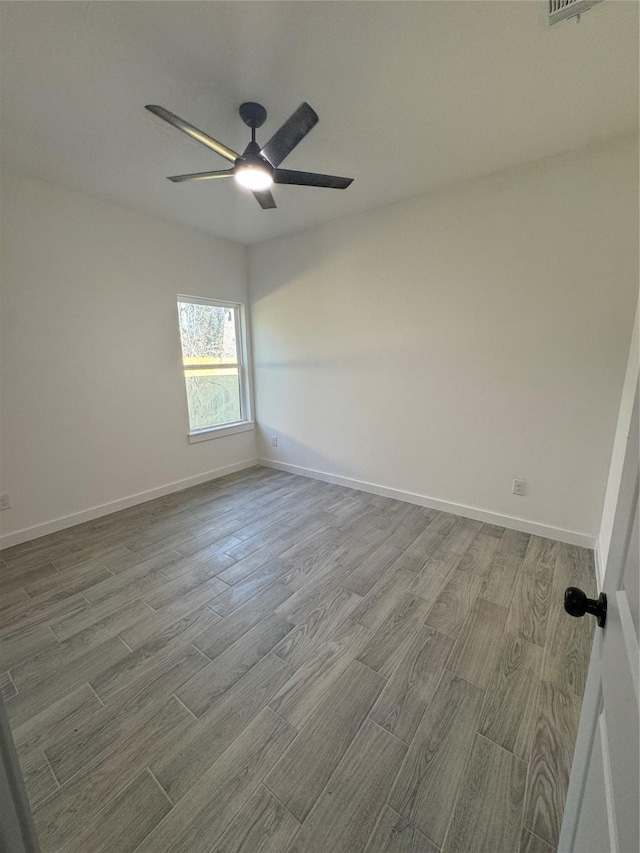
left=273, top=169, right=353, bottom=189
left=146, top=105, right=239, bottom=163
left=260, top=103, right=318, bottom=167
left=167, top=170, right=235, bottom=183
left=253, top=189, right=277, bottom=209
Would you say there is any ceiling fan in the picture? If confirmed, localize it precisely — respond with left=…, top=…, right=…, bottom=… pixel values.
left=145, top=101, right=354, bottom=209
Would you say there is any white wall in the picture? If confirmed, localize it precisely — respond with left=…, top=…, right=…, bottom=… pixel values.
left=0, top=171, right=256, bottom=545
left=250, top=136, right=639, bottom=545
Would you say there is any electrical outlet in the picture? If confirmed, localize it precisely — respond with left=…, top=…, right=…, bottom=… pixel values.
left=271, top=436, right=278, bottom=447
left=0, top=493, right=11, bottom=511
left=512, top=479, right=526, bottom=497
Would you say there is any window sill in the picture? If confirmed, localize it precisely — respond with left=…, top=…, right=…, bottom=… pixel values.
left=188, top=422, right=255, bottom=444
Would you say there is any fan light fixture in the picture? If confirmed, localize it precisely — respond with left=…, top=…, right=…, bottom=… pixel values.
left=235, top=165, right=273, bottom=191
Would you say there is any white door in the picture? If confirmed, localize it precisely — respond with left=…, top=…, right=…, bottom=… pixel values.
left=558, top=380, right=639, bottom=853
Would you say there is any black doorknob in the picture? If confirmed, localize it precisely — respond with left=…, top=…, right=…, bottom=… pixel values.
left=564, top=586, right=607, bottom=628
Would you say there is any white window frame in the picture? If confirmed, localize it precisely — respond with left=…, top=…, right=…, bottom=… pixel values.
left=177, top=294, right=254, bottom=443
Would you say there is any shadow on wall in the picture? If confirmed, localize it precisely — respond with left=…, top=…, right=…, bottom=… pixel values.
left=248, top=213, right=366, bottom=302
left=256, top=424, right=331, bottom=471
left=255, top=422, right=418, bottom=495
left=247, top=163, right=549, bottom=305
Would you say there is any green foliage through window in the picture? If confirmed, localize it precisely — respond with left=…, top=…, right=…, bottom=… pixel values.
left=177, top=302, right=237, bottom=362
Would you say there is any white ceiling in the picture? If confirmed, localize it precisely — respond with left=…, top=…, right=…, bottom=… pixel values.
left=1, top=1, right=637, bottom=246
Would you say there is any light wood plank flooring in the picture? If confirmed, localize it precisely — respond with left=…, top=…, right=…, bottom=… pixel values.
left=0, top=467, right=596, bottom=853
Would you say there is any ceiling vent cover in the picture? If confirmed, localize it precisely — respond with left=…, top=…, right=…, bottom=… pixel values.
left=549, top=0, right=603, bottom=25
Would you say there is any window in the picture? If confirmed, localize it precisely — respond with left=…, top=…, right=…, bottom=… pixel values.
left=177, top=296, right=253, bottom=441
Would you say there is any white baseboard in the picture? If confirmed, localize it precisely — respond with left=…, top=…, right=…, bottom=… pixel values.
left=0, top=458, right=258, bottom=549
left=258, top=458, right=596, bottom=549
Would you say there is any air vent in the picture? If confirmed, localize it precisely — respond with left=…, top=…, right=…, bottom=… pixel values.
left=549, top=0, right=603, bottom=25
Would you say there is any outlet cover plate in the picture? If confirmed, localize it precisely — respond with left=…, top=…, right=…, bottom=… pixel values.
left=512, top=479, right=526, bottom=497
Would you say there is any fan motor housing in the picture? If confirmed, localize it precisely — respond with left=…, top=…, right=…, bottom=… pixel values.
left=239, top=139, right=273, bottom=172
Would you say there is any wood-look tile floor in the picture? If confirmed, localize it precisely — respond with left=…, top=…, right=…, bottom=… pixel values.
left=0, top=467, right=597, bottom=853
